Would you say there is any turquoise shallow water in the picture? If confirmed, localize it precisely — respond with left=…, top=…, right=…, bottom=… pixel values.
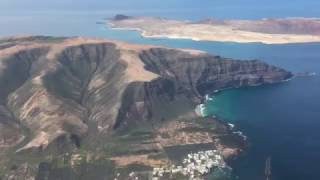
left=206, top=76, right=320, bottom=180
left=1, top=1, right=320, bottom=179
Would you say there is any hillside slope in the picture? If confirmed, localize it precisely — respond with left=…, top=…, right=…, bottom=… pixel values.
left=0, top=36, right=292, bottom=179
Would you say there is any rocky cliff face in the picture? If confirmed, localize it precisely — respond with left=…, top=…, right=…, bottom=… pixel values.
left=0, top=36, right=292, bottom=179
left=140, top=48, right=291, bottom=96
left=115, top=48, right=291, bottom=128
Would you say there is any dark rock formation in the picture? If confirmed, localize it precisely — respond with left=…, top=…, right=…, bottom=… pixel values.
left=140, top=48, right=291, bottom=95
left=113, top=14, right=132, bottom=21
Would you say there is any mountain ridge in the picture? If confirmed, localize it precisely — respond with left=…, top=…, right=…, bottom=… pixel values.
left=0, top=36, right=292, bottom=179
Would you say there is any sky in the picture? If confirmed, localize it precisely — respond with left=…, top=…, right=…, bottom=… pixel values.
left=1, top=0, right=320, bottom=12
left=1, top=0, right=320, bottom=20
left=0, top=0, right=185, bottom=12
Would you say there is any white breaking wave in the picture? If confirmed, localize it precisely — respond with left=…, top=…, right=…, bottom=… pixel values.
left=195, top=104, right=207, bottom=117
left=233, top=131, right=247, bottom=141
left=205, top=94, right=214, bottom=102
left=228, top=123, right=235, bottom=129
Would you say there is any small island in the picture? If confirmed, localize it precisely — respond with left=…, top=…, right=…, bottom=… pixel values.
left=108, top=15, right=320, bottom=44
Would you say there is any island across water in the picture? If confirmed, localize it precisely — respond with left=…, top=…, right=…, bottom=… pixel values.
left=108, top=15, right=320, bottom=44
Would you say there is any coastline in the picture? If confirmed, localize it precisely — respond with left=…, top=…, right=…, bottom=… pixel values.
left=191, top=93, right=248, bottom=177
left=108, top=16, right=320, bottom=44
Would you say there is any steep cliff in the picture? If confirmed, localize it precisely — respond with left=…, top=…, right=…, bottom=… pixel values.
left=0, top=36, right=292, bottom=179
left=115, top=48, right=291, bottom=128
left=140, top=48, right=290, bottom=95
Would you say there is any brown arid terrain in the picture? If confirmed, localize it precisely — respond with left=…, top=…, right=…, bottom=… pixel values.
left=109, top=15, right=320, bottom=44
left=0, top=36, right=292, bottom=179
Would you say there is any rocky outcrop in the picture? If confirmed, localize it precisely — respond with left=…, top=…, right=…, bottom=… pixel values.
left=0, top=36, right=292, bottom=179
left=113, top=14, right=132, bottom=21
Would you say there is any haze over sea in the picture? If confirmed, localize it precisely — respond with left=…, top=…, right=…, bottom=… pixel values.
left=1, top=0, right=320, bottom=179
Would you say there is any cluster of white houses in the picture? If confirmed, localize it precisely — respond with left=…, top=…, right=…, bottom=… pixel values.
left=152, top=150, right=226, bottom=179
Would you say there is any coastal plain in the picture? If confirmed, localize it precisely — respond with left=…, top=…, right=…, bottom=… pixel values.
left=109, top=15, right=320, bottom=44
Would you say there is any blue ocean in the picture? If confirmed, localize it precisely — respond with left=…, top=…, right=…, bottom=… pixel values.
left=1, top=0, right=320, bottom=179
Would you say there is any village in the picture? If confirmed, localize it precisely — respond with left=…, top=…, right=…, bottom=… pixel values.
left=151, top=150, right=226, bottom=179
